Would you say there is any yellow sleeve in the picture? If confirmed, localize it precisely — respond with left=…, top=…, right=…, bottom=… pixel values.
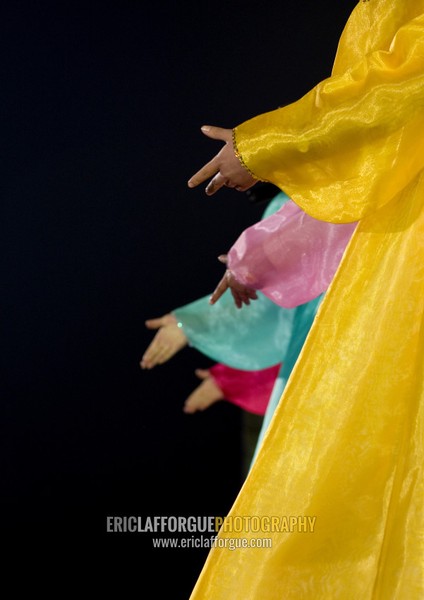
left=234, top=12, right=424, bottom=223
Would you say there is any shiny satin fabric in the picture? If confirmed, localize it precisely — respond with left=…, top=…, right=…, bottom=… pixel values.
left=206, top=294, right=323, bottom=418
left=172, top=194, right=296, bottom=371
left=189, top=1, right=424, bottom=598
left=227, top=200, right=355, bottom=308
left=251, top=296, right=324, bottom=465
left=173, top=192, right=325, bottom=432
left=209, top=362, right=281, bottom=416
left=234, top=2, right=424, bottom=225
left=172, top=283, right=294, bottom=370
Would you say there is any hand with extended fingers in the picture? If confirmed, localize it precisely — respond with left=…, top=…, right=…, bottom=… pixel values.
left=209, top=255, right=258, bottom=309
left=140, top=314, right=188, bottom=370
left=183, top=368, right=224, bottom=414
left=187, top=126, right=256, bottom=196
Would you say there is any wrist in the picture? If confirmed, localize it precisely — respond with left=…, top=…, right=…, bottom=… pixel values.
left=232, top=127, right=260, bottom=181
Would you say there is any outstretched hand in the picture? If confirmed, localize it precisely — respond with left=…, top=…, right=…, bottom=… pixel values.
left=183, top=368, right=224, bottom=414
left=140, top=314, right=188, bottom=370
left=187, top=126, right=256, bottom=196
left=209, top=255, right=258, bottom=309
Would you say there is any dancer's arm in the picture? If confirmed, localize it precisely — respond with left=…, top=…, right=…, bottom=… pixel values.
left=140, top=314, right=187, bottom=370
left=189, top=14, right=424, bottom=223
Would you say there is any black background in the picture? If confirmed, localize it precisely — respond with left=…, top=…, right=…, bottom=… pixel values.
left=1, top=1, right=356, bottom=595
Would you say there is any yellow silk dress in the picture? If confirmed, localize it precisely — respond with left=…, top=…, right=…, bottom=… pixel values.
left=189, top=1, right=424, bottom=598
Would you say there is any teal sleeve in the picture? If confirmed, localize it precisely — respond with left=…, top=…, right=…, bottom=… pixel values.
left=172, top=192, right=295, bottom=370
left=173, top=289, right=296, bottom=370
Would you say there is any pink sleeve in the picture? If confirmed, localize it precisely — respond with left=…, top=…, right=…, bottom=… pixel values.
left=227, top=200, right=357, bottom=308
left=209, top=363, right=281, bottom=416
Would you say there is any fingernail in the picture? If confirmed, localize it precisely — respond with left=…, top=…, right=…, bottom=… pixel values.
left=201, top=125, right=210, bottom=132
